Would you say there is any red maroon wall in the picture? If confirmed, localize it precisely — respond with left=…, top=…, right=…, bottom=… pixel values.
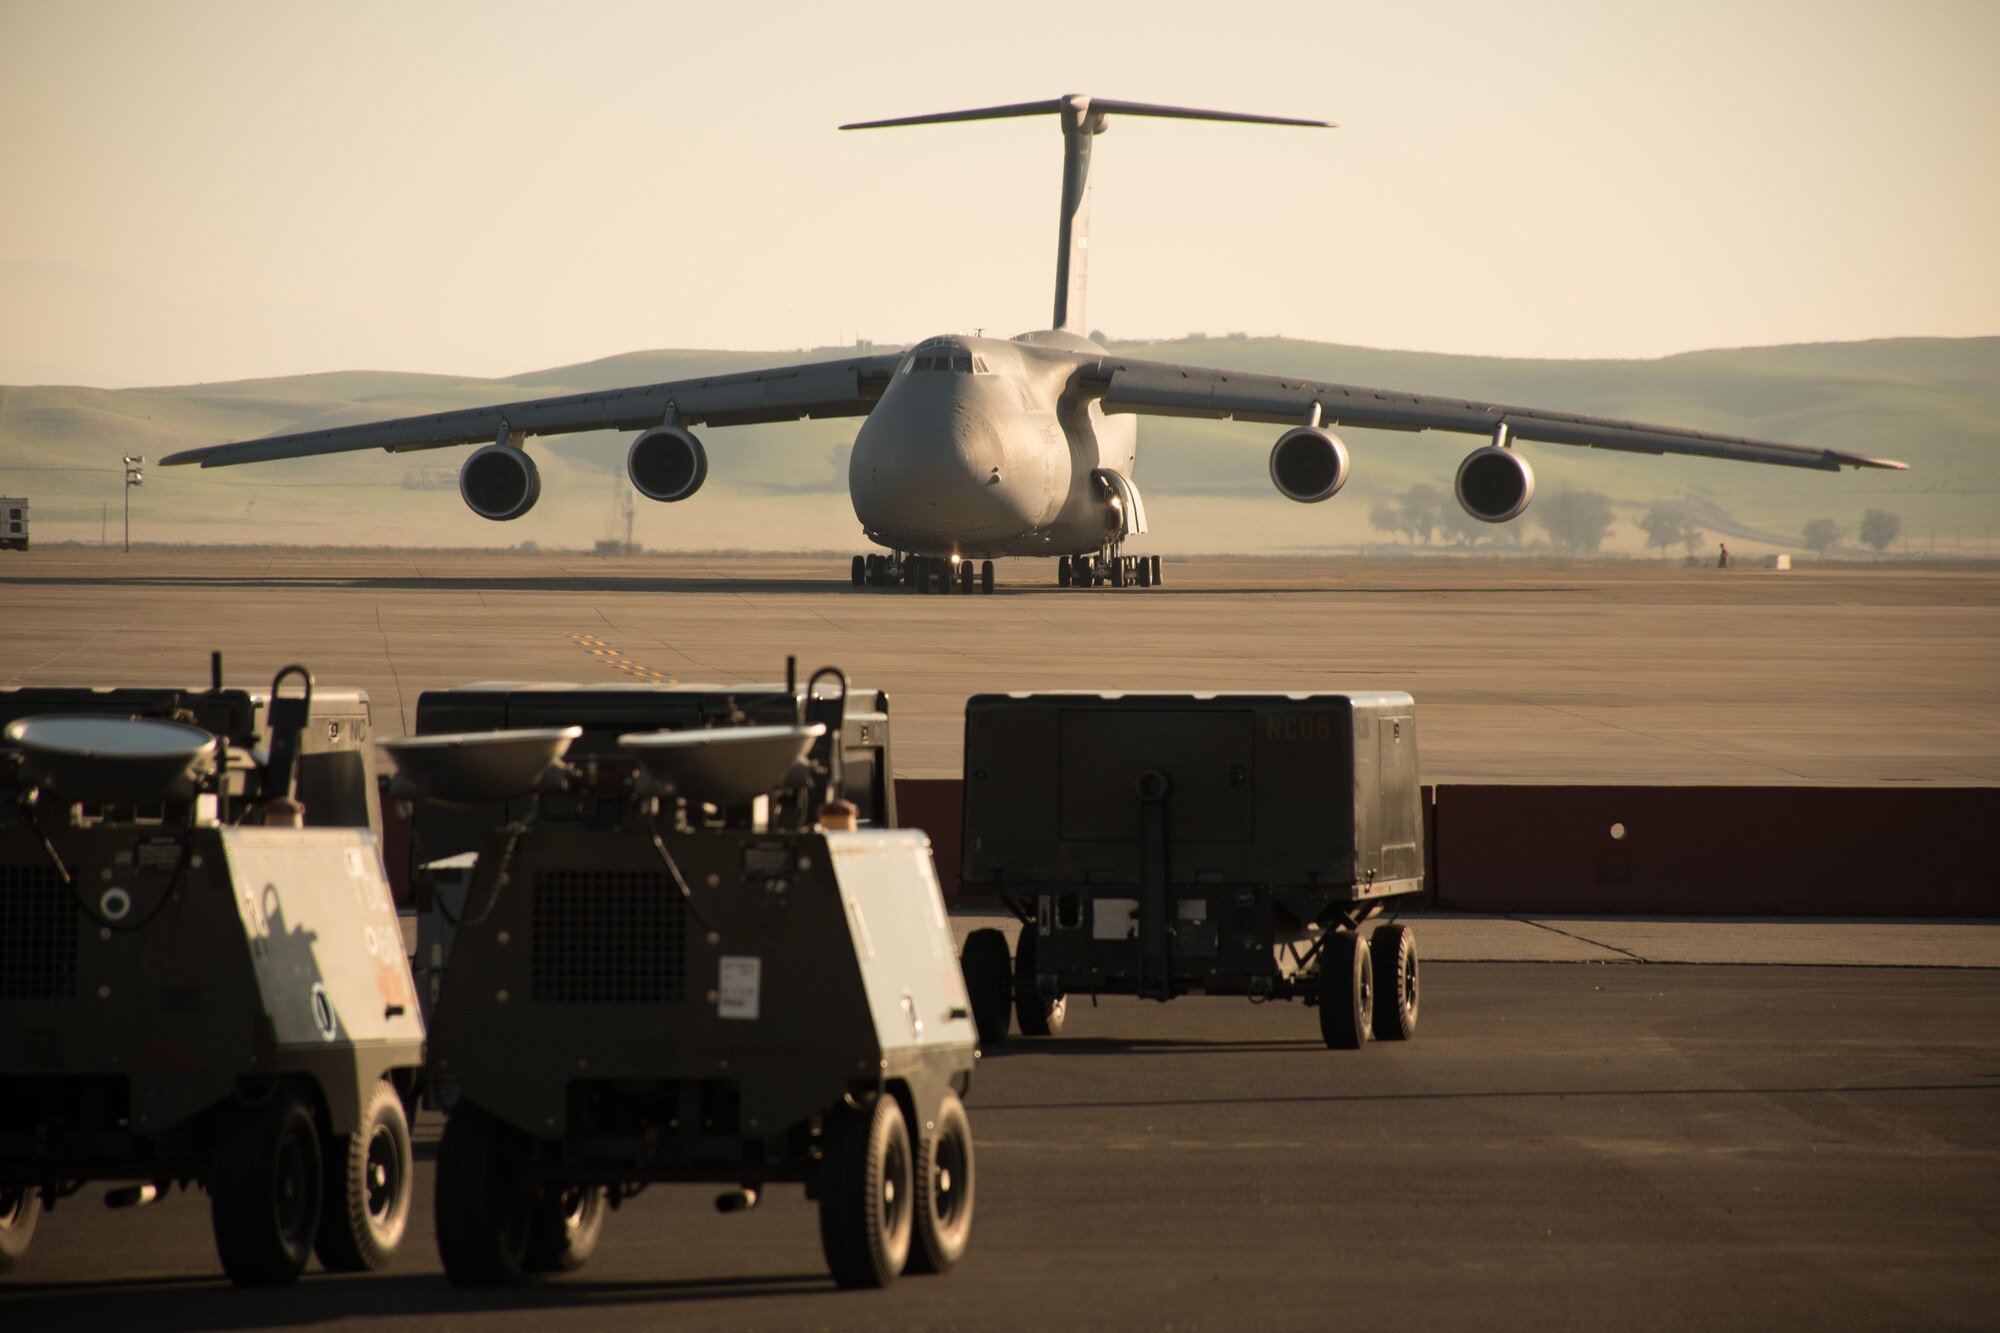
left=1429, top=785, right=1997, bottom=916
left=894, top=779, right=1997, bottom=917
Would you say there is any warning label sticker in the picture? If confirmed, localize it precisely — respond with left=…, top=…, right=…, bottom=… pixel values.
left=718, top=956, right=762, bottom=1021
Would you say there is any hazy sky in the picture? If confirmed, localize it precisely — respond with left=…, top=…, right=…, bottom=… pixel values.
left=3, top=0, right=1996, bottom=385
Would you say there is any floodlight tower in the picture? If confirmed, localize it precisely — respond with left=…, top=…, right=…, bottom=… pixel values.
left=123, top=455, right=144, bottom=553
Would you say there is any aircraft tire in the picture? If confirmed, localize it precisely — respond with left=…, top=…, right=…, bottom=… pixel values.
left=1137, top=558, right=1152, bottom=588
left=960, top=928, right=1012, bottom=1046
left=210, top=1087, right=322, bottom=1286
left=906, top=1091, right=975, bottom=1275
left=818, top=1094, right=913, bottom=1289
left=1317, top=930, right=1374, bottom=1051
left=1013, top=928, right=1067, bottom=1037
left=1151, top=555, right=1163, bottom=585
left=1370, top=926, right=1419, bottom=1041
left=851, top=555, right=866, bottom=586
left=907, top=556, right=927, bottom=592
left=313, top=1078, right=413, bottom=1273
left=523, top=1185, right=606, bottom=1273
left=1057, top=556, right=1071, bottom=587
left=0, top=1185, right=40, bottom=1272
left=981, top=560, right=995, bottom=594
left=1111, top=559, right=1125, bottom=588
left=959, top=562, right=974, bottom=593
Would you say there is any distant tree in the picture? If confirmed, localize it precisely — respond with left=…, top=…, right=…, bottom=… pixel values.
left=1368, top=501, right=1406, bottom=544
left=1536, top=491, right=1616, bottom=553
left=1859, top=509, right=1902, bottom=552
left=1801, top=518, right=1842, bottom=554
left=1640, top=506, right=1700, bottom=557
left=1397, top=484, right=1447, bottom=546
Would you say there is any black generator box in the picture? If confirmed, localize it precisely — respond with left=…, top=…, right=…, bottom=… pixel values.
left=956, top=691, right=1425, bottom=1047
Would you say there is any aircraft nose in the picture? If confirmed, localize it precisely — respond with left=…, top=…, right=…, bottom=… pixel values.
left=850, top=403, right=1032, bottom=542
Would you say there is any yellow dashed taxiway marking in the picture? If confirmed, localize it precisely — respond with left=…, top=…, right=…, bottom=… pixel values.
left=569, top=633, right=678, bottom=683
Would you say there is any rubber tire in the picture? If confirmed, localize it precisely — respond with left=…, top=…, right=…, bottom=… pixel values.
left=523, top=1185, right=606, bottom=1273
left=818, top=1095, right=914, bottom=1289
left=981, top=561, right=995, bottom=594
left=1370, top=925, right=1419, bottom=1041
left=851, top=555, right=866, bottom=585
left=1318, top=930, right=1374, bottom=1050
left=960, top=562, right=974, bottom=593
left=314, top=1079, right=413, bottom=1272
left=1137, top=558, right=1152, bottom=588
left=435, top=1105, right=534, bottom=1287
left=907, top=555, right=926, bottom=592
left=1111, top=560, right=1126, bottom=588
left=906, top=1091, right=975, bottom=1275
left=960, top=927, right=1013, bottom=1047
left=0, top=1185, right=40, bottom=1273
left=210, top=1089, right=322, bottom=1287
left=1013, top=928, right=1067, bottom=1037
left=1057, top=556, right=1071, bottom=587
left=1152, top=555, right=1163, bottom=585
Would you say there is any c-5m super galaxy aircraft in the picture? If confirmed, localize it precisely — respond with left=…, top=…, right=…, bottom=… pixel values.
left=164, top=95, right=1905, bottom=593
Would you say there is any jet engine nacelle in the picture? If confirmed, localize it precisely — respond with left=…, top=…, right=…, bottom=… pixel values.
left=459, top=444, right=541, bottom=521
left=1454, top=445, right=1535, bottom=523
left=1268, top=425, right=1351, bottom=503
left=627, top=425, right=709, bottom=503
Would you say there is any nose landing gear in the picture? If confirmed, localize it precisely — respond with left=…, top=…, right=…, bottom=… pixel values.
left=850, top=553, right=998, bottom=594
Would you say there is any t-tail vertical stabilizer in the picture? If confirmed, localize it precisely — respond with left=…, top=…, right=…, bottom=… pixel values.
left=840, top=96, right=1332, bottom=336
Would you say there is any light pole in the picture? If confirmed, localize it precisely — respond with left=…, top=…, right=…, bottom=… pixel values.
left=123, top=455, right=144, bottom=553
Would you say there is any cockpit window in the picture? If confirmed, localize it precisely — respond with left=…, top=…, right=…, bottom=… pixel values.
left=901, top=349, right=987, bottom=374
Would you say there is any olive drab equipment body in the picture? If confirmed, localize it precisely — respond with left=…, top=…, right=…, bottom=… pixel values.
left=0, top=662, right=423, bottom=1285
left=957, top=691, right=1426, bottom=1050
left=398, top=661, right=977, bottom=1290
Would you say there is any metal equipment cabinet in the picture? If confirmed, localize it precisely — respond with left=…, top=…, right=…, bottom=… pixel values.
left=958, top=690, right=1425, bottom=1050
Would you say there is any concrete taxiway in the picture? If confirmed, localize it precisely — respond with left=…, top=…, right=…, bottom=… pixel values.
left=2, top=549, right=1996, bottom=1327
left=3, top=958, right=1994, bottom=1331
left=3, top=549, right=1996, bottom=783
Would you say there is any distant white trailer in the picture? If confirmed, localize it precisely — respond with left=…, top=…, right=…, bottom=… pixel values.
left=0, top=497, right=25, bottom=550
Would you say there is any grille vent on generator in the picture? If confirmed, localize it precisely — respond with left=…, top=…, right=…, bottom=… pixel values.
left=531, top=870, right=687, bottom=1004
left=1, top=863, right=77, bottom=1000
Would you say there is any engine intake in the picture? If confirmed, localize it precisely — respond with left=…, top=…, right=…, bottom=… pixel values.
left=1269, top=426, right=1350, bottom=503
left=459, top=444, right=541, bottom=521
left=1455, top=445, right=1535, bottom=523
left=627, top=425, right=708, bottom=503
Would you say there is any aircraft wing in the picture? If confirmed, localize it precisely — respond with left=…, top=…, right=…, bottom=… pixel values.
left=1081, top=355, right=1907, bottom=473
left=161, top=352, right=906, bottom=468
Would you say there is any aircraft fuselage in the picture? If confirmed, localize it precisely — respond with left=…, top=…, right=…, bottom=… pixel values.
left=848, top=330, right=1136, bottom=559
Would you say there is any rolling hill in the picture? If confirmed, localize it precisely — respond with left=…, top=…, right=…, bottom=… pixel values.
left=2, top=337, right=1992, bottom=558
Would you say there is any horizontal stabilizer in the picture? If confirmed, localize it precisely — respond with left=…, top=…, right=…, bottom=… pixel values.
left=841, top=95, right=1332, bottom=133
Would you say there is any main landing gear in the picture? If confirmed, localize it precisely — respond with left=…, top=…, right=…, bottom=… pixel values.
left=1057, top=548, right=1162, bottom=589
left=850, top=552, right=996, bottom=594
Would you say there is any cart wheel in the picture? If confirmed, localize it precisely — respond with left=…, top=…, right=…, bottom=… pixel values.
left=1370, top=925, right=1419, bottom=1041
left=960, top=928, right=1013, bottom=1047
left=818, top=1094, right=914, bottom=1289
left=906, top=1091, right=975, bottom=1275
left=1014, top=928, right=1067, bottom=1037
left=314, top=1078, right=414, bottom=1272
left=1317, top=930, right=1374, bottom=1051
left=210, top=1088, right=321, bottom=1286
left=523, top=1185, right=605, bottom=1273
left=0, top=1185, right=40, bottom=1273
left=435, top=1105, right=533, bottom=1287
